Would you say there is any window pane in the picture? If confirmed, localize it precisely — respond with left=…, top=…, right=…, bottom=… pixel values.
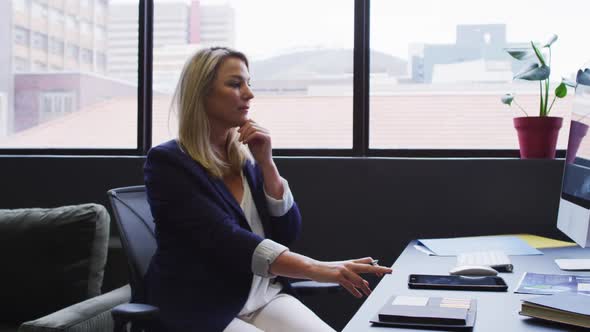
left=151, top=0, right=354, bottom=149
left=370, top=0, right=587, bottom=150
left=0, top=0, right=138, bottom=149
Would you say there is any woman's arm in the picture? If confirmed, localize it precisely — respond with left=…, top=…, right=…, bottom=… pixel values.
left=238, top=120, right=283, bottom=199
left=239, top=119, right=392, bottom=297
left=270, top=251, right=393, bottom=298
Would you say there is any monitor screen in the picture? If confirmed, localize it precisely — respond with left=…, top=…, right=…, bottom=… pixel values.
left=557, top=68, right=590, bottom=248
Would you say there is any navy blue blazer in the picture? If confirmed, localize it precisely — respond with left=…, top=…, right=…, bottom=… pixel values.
left=143, top=139, right=302, bottom=332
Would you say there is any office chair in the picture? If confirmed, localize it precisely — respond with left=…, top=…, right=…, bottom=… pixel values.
left=108, top=185, right=339, bottom=332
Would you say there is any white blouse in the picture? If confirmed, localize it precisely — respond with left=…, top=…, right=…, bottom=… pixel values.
left=238, top=172, right=294, bottom=316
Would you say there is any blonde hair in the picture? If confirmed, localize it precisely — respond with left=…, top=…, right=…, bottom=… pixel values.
left=173, top=47, right=252, bottom=178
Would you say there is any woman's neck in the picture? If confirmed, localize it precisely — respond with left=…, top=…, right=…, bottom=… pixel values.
left=210, top=125, right=231, bottom=161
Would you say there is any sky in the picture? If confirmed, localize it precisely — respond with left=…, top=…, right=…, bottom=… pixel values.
left=202, top=0, right=590, bottom=78
left=117, top=0, right=590, bottom=77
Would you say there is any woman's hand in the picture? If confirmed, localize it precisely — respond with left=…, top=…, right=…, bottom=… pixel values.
left=238, top=119, right=272, bottom=167
left=238, top=119, right=284, bottom=198
left=307, top=257, right=393, bottom=298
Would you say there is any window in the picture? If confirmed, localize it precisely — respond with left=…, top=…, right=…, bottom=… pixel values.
left=48, top=8, right=64, bottom=25
left=14, top=57, right=29, bottom=72
left=95, top=26, right=106, bottom=41
left=66, top=15, right=78, bottom=30
left=31, top=2, right=47, bottom=19
left=40, top=92, right=75, bottom=115
left=369, top=0, right=589, bottom=151
left=2, top=0, right=583, bottom=156
left=13, top=0, right=28, bottom=13
left=32, top=32, right=48, bottom=50
left=80, top=20, right=91, bottom=35
left=95, top=2, right=106, bottom=19
left=32, top=60, right=47, bottom=71
left=0, top=0, right=138, bottom=150
left=151, top=0, right=355, bottom=148
left=49, top=37, right=64, bottom=55
left=0, top=93, right=7, bottom=138
left=13, top=26, right=29, bottom=46
left=96, top=52, right=107, bottom=71
left=66, top=43, right=79, bottom=58
left=81, top=48, right=93, bottom=63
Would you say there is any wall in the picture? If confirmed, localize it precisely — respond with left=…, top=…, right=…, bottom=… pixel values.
left=0, top=156, right=566, bottom=329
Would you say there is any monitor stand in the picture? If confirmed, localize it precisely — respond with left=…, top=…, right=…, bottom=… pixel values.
left=554, top=258, right=590, bottom=271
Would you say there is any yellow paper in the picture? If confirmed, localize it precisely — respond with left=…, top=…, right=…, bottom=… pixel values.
left=514, top=234, right=576, bottom=249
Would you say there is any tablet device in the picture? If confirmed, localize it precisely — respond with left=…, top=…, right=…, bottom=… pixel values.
left=408, top=274, right=508, bottom=292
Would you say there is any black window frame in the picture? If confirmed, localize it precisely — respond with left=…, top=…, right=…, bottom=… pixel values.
left=0, top=0, right=565, bottom=158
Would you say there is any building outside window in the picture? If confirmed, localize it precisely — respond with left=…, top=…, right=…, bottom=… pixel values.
left=148, top=0, right=355, bottom=148
left=13, top=57, right=29, bottom=72
left=369, top=0, right=589, bottom=152
left=31, top=32, right=48, bottom=50
left=81, top=48, right=93, bottom=64
left=66, top=44, right=79, bottom=59
left=0, top=93, right=7, bottom=138
left=32, top=61, right=47, bottom=71
left=31, top=1, right=48, bottom=19
left=49, top=8, right=65, bottom=25
left=95, top=26, right=106, bottom=42
left=1, top=0, right=139, bottom=150
left=66, top=15, right=78, bottom=31
left=49, top=37, right=65, bottom=55
left=40, top=92, right=75, bottom=118
left=2, top=0, right=588, bottom=154
left=13, top=0, right=28, bottom=13
left=80, top=21, right=92, bottom=36
left=13, top=26, right=29, bottom=46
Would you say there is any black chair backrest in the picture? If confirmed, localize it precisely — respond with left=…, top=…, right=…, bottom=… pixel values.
left=107, top=185, right=156, bottom=302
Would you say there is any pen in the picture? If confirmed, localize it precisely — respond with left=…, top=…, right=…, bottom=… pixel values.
left=370, top=259, right=379, bottom=266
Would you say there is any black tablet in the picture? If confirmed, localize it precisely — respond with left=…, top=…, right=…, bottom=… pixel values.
left=408, top=274, right=508, bottom=292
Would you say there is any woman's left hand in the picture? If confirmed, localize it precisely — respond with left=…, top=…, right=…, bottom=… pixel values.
left=238, top=119, right=273, bottom=166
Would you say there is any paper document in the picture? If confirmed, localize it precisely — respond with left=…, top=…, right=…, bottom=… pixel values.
left=417, top=235, right=542, bottom=256
left=513, top=234, right=576, bottom=249
left=515, top=272, right=590, bottom=295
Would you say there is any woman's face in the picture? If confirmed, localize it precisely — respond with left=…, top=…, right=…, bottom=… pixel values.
left=204, top=57, right=254, bottom=130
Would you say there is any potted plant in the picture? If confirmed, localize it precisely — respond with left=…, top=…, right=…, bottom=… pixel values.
left=565, top=68, right=590, bottom=164
left=501, top=34, right=568, bottom=159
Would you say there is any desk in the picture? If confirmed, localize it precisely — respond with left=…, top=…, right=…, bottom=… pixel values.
left=343, top=241, right=590, bottom=331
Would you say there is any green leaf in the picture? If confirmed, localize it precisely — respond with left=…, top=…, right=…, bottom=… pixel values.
left=543, top=34, right=558, bottom=48
left=531, top=41, right=546, bottom=66
left=501, top=93, right=514, bottom=105
left=504, top=48, right=534, bottom=60
left=555, top=82, right=567, bottom=98
left=514, top=63, right=550, bottom=81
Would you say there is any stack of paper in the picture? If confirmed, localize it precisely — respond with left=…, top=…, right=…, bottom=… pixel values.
left=370, top=295, right=476, bottom=329
left=520, top=293, right=590, bottom=328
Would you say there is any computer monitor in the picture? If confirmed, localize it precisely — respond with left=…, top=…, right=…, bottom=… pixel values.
left=556, top=68, right=590, bottom=256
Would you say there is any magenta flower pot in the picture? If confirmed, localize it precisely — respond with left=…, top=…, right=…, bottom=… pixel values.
left=566, top=120, right=589, bottom=164
left=513, top=116, right=563, bottom=159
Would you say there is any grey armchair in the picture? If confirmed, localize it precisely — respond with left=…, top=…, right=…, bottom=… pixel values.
left=0, top=204, right=130, bottom=332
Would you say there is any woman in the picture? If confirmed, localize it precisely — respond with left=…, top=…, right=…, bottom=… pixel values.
left=144, top=46, right=392, bottom=332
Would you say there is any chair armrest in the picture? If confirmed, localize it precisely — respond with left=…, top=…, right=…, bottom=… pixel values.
left=291, top=280, right=341, bottom=296
left=111, top=303, right=159, bottom=326
left=18, top=285, right=131, bottom=332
